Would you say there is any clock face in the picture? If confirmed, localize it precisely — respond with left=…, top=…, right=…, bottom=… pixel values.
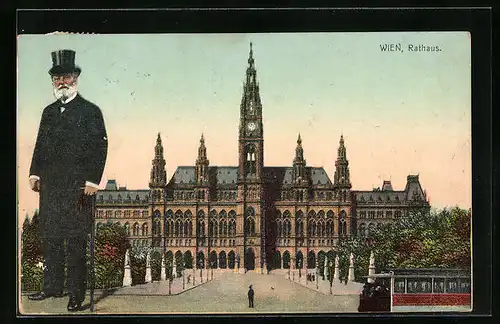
left=247, top=122, right=256, bottom=131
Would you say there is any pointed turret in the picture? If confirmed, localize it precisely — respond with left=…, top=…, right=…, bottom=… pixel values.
left=196, top=133, right=210, bottom=184
left=293, top=133, right=307, bottom=183
left=149, top=133, right=167, bottom=187
left=334, top=134, right=352, bottom=200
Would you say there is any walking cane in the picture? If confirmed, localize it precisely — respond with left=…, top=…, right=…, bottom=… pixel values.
left=89, top=195, right=96, bottom=312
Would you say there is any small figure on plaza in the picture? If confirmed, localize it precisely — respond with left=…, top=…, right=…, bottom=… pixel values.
left=248, top=285, right=255, bottom=308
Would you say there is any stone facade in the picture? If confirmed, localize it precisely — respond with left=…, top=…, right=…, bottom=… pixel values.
left=95, top=43, right=430, bottom=272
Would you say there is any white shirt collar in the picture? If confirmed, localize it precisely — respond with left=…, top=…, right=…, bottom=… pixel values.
left=60, top=92, right=78, bottom=104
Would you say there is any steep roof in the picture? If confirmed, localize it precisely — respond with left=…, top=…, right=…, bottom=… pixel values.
left=168, top=166, right=239, bottom=186
left=353, top=175, right=427, bottom=204
left=97, top=189, right=150, bottom=203
left=168, top=165, right=333, bottom=187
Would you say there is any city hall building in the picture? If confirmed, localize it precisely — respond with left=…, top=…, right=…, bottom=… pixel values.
left=95, top=44, right=430, bottom=273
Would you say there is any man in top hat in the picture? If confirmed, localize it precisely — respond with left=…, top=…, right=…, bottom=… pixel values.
left=28, top=49, right=108, bottom=312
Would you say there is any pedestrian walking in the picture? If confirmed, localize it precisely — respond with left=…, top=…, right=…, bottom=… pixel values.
left=248, top=285, right=254, bottom=308
left=27, top=49, right=108, bottom=312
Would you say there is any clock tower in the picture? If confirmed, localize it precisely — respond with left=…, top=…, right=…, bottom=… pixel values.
left=237, top=42, right=266, bottom=273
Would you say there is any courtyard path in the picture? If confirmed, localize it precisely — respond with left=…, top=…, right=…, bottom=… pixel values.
left=19, top=270, right=360, bottom=315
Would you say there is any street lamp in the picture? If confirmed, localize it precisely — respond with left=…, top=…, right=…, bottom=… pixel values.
left=329, top=261, right=333, bottom=295
left=316, top=265, right=319, bottom=290
left=199, top=259, right=203, bottom=283
left=182, top=268, right=185, bottom=290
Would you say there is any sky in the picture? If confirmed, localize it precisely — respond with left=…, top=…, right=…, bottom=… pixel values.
left=17, top=32, right=471, bottom=224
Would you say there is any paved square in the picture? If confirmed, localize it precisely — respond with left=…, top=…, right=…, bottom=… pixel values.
left=20, top=271, right=360, bottom=314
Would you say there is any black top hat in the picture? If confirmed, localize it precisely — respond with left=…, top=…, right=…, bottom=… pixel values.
left=49, top=49, right=82, bottom=76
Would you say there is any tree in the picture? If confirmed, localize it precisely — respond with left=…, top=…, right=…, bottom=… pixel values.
left=336, top=207, right=471, bottom=283
left=21, top=210, right=43, bottom=264
left=21, top=210, right=44, bottom=292
left=88, top=222, right=129, bottom=289
left=366, top=206, right=471, bottom=273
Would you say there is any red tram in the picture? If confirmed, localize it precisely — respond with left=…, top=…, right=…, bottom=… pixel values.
left=358, top=268, right=471, bottom=312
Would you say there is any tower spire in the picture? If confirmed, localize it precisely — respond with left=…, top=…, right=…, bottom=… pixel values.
left=150, top=133, right=167, bottom=187
left=293, top=133, right=307, bottom=184
left=239, top=42, right=264, bottom=181
left=196, top=133, right=209, bottom=184
left=334, top=134, right=351, bottom=189
left=248, top=42, right=254, bottom=67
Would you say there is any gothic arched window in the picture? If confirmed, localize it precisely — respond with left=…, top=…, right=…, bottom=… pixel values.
left=142, top=223, right=148, bottom=236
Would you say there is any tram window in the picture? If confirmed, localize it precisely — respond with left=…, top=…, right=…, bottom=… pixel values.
left=394, top=279, right=405, bottom=293
left=459, top=279, right=471, bottom=293
left=446, top=280, right=460, bottom=293
left=407, top=278, right=432, bottom=293
left=406, top=279, right=418, bottom=293
left=420, top=280, right=432, bottom=293
left=433, top=279, right=445, bottom=293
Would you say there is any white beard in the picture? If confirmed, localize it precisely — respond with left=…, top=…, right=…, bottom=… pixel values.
left=53, top=83, right=78, bottom=102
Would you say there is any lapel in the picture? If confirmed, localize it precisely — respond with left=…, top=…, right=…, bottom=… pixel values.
left=57, top=94, right=84, bottom=127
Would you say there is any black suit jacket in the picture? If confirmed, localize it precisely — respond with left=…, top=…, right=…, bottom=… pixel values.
left=30, top=93, right=108, bottom=238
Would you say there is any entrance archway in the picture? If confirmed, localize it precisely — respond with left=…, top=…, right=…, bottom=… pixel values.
left=219, top=251, right=227, bottom=269
left=272, top=251, right=281, bottom=269
left=296, top=251, right=304, bottom=269
left=307, top=251, right=316, bottom=269
left=196, top=251, right=205, bottom=269
left=175, top=250, right=183, bottom=277
left=282, top=250, right=291, bottom=269
left=228, top=250, right=236, bottom=269
left=245, top=248, right=255, bottom=270
left=209, top=250, right=218, bottom=269
left=184, top=250, right=193, bottom=269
